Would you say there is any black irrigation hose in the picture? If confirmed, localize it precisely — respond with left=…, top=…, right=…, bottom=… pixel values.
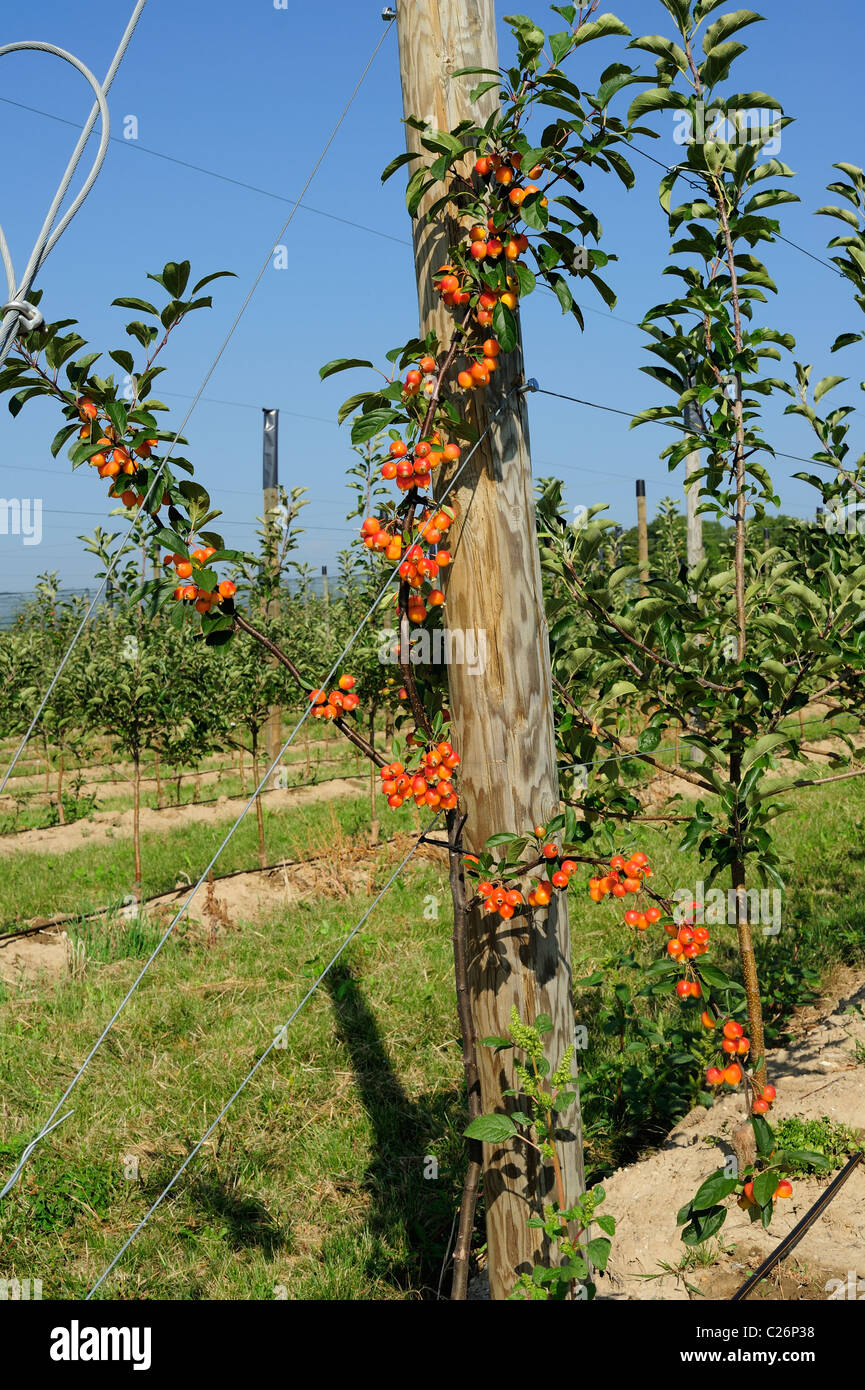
left=730, top=1148, right=865, bottom=1301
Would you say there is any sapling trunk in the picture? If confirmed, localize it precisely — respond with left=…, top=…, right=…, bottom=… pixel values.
left=133, top=749, right=142, bottom=901
left=446, top=811, right=482, bottom=1302
left=368, top=708, right=379, bottom=846
left=57, top=752, right=65, bottom=825
left=250, top=725, right=266, bottom=868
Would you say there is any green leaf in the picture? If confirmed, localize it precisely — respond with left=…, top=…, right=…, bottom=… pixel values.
left=191, top=270, right=236, bottom=294
left=637, top=725, right=662, bottom=752
left=481, top=1035, right=514, bottom=1050
left=814, top=375, right=847, bottom=403
left=512, top=263, right=536, bottom=297
left=464, top=1113, right=519, bottom=1143
left=319, top=358, right=375, bottom=381
left=104, top=400, right=128, bottom=436
left=830, top=332, right=862, bottom=353
left=337, top=391, right=372, bottom=426
left=109, top=349, right=135, bottom=375
left=682, top=1205, right=727, bottom=1246
left=111, top=296, right=159, bottom=316
left=703, top=9, right=764, bottom=55
left=571, top=14, right=631, bottom=47
left=534, top=1013, right=553, bottom=1034
left=152, top=527, right=189, bottom=556
left=627, top=34, right=688, bottom=71
left=780, top=1148, right=830, bottom=1169
left=50, top=422, right=79, bottom=458
left=627, top=87, right=688, bottom=122
left=350, top=408, right=401, bottom=445
left=155, top=260, right=191, bottom=299
left=492, top=301, right=518, bottom=353
left=380, top=150, right=420, bottom=183
left=692, top=1168, right=739, bottom=1211
left=753, top=1169, right=778, bottom=1206
left=697, top=964, right=743, bottom=992
left=586, top=1236, right=612, bottom=1271
left=751, top=1114, right=774, bottom=1156
left=740, top=731, right=789, bottom=771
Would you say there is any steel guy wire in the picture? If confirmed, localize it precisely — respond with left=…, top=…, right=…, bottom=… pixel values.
left=85, top=815, right=439, bottom=1298
left=0, top=94, right=412, bottom=249
left=0, top=390, right=514, bottom=1199
left=0, top=1, right=149, bottom=366
left=3, top=96, right=847, bottom=298
left=532, top=385, right=859, bottom=477
left=0, top=17, right=396, bottom=798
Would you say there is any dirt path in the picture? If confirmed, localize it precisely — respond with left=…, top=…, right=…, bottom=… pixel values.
left=0, top=776, right=367, bottom=858
left=597, top=966, right=865, bottom=1301
left=0, top=742, right=352, bottom=805
left=0, top=829, right=446, bottom=985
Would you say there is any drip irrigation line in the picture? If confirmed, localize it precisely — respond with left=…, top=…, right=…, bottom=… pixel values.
left=0, top=17, right=395, bottom=800
left=85, top=814, right=439, bottom=1298
left=0, top=1, right=148, bottom=365
left=729, top=1148, right=864, bottom=1301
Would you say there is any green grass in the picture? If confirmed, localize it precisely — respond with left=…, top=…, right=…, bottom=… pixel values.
left=0, top=855, right=464, bottom=1300
left=1, top=778, right=864, bottom=1298
left=1, top=793, right=412, bottom=928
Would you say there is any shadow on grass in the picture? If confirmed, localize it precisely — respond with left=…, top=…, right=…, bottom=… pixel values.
left=324, top=961, right=466, bottom=1298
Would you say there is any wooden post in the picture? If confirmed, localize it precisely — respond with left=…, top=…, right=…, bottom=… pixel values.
left=636, top=479, right=649, bottom=594
left=396, top=0, right=584, bottom=1300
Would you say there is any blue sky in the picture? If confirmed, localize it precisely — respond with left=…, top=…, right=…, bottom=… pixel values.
left=0, top=0, right=862, bottom=591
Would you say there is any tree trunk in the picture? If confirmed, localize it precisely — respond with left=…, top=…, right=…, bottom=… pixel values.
left=57, top=751, right=65, bottom=825
left=133, top=749, right=142, bottom=901
left=397, top=0, right=583, bottom=1299
left=251, top=726, right=266, bottom=869
left=368, top=707, right=379, bottom=845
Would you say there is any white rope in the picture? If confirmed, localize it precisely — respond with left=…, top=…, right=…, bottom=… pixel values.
left=0, top=0, right=149, bottom=364
left=85, top=816, right=439, bottom=1297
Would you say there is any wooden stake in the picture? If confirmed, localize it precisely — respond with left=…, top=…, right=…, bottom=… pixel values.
left=396, top=0, right=583, bottom=1300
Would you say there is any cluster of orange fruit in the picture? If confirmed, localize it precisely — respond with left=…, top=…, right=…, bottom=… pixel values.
left=471, top=834, right=580, bottom=920
left=478, top=881, right=523, bottom=919
left=456, top=335, right=502, bottom=390
left=78, top=398, right=157, bottom=488
left=704, top=1019, right=751, bottom=1089
left=741, top=1176, right=792, bottom=1206
left=360, top=509, right=453, bottom=623
left=308, top=674, right=360, bottom=721
left=378, top=740, right=460, bottom=811
left=163, top=545, right=237, bottom=614
left=588, top=851, right=653, bottom=902
left=382, top=418, right=462, bottom=493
